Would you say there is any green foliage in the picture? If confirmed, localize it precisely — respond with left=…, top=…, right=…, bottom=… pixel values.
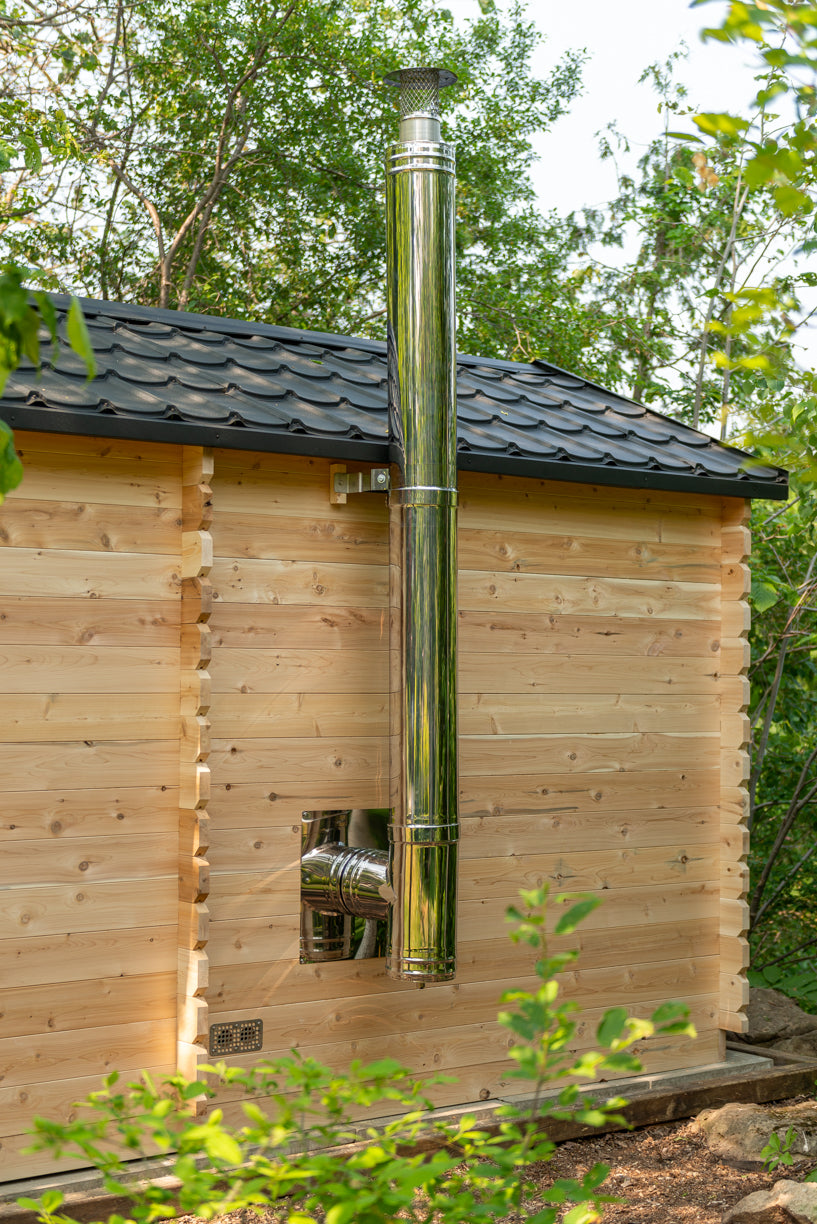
left=760, top=1125, right=797, bottom=1173
left=18, top=888, right=694, bottom=1224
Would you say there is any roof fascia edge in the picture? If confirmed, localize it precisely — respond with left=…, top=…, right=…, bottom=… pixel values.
left=6, top=405, right=788, bottom=500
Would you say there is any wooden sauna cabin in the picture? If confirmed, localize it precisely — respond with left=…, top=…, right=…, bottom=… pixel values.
left=0, top=294, right=787, bottom=1184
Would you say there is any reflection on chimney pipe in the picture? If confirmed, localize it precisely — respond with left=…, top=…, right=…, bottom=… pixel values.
left=384, top=67, right=459, bottom=983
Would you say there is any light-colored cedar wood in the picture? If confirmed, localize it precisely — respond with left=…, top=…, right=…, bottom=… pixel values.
left=206, top=870, right=301, bottom=920
left=181, top=623, right=212, bottom=670
left=179, top=901, right=209, bottom=950
left=208, top=781, right=389, bottom=825
left=0, top=498, right=182, bottom=553
left=209, top=736, right=395, bottom=784
left=178, top=446, right=214, bottom=1091
left=210, top=604, right=389, bottom=650
left=0, top=739, right=178, bottom=791
left=177, top=1041, right=211, bottom=1084
left=459, top=733, right=720, bottom=776
left=0, top=596, right=180, bottom=647
left=181, top=808, right=210, bottom=858
left=0, top=546, right=180, bottom=599
left=207, top=979, right=718, bottom=1056
left=459, top=570, right=720, bottom=620
left=458, top=610, right=720, bottom=658
left=720, top=500, right=751, bottom=1034
left=0, top=832, right=177, bottom=886
left=8, top=451, right=182, bottom=508
left=182, top=484, right=214, bottom=532
left=212, top=510, right=388, bottom=565
left=181, top=670, right=212, bottom=717
left=459, top=808, right=719, bottom=856
left=329, top=461, right=347, bottom=506
left=211, top=470, right=389, bottom=523
left=207, top=917, right=720, bottom=1013
left=459, top=654, right=720, bottom=695
left=0, top=645, right=179, bottom=693
left=182, top=576, right=214, bottom=623
left=179, top=947, right=209, bottom=998
left=179, top=855, right=211, bottom=903
left=458, top=845, right=720, bottom=897
left=458, top=492, right=722, bottom=549
left=207, top=916, right=301, bottom=966
left=460, top=769, right=719, bottom=820
left=208, top=692, right=389, bottom=739
left=0, top=1065, right=176, bottom=1142
left=719, top=674, right=750, bottom=712
left=13, top=429, right=177, bottom=464
left=203, top=828, right=305, bottom=875
left=0, top=972, right=177, bottom=1039
left=458, top=526, right=721, bottom=582
left=0, top=1018, right=177, bottom=1088
left=210, top=647, right=389, bottom=693
left=178, top=994, right=209, bottom=1046
left=459, top=693, right=721, bottom=736
left=181, top=715, right=211, bottom=762
left=0, top=693, right=180, bottom=742
left=0, top=926, right=177, bottom=990
left=0, top=878, right=177, bottom=939
left=1, top=784, right=179, bottom=841
left=721, top=936, right=750, bottom=975
left=0, top=1133, right=120, bottom=1182
left=210, top=557, right=388, bottom=607
left=457, top=468, right=724, bottom=517
left=182, top=529, right=214, bottom=580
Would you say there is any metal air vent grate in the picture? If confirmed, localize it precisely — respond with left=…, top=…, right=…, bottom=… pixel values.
left=209, top=1019, right=263, bottom=1056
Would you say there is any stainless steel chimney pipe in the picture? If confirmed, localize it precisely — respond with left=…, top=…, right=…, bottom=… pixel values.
left=384, top=67, right=459, bottom=983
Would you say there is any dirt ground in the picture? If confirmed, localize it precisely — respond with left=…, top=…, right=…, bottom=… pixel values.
left=540, top=1104, right=817, bottom=1222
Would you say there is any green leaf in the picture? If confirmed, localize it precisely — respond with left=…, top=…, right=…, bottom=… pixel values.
left=66, top=296, right=96, bottom=380
left=665, top=131, right=703, bottom=143
left=694, top=112, right=751, bottom=137
left=596, top=1007, right=628, bottom=1046
left=0, top=419, right=23, bottom=499
left=554, top=896, right=599, bottom=936
left=751, top=578, right=780, bottom=612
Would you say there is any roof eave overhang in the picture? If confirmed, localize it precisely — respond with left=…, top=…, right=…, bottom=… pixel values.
left=3, top=402, right=789, bottom=501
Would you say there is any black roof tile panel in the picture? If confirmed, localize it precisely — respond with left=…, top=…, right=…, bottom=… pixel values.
left=3, top=293, right=788, bottom=500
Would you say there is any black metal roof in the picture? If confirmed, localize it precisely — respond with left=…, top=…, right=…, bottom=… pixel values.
left=1, top=294, right=788, bottom=500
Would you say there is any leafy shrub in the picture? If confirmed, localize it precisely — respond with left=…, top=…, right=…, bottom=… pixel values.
left=19, top=887, right=695, bottom=1224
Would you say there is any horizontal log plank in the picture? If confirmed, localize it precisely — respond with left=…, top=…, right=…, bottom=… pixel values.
left=209, top=736, right=389, bottom=784
left=206, top=870, right=300, bottom=921
left=208, top=917, right=720, bottom=1011
left=0, top=739, right=179, bottom=790
left=458, top=610, right=720, bottom=657
left=0, top=832, right=178, bottom=887
left=0, top=878, right=176, bottom=939
left=11, top=451, right=181, bottom=508
left=459, top=693, right=721, bottom=736
left=0, top=1065, right=176, bottom=1140
left=0, top=693, right=180, bottom=742
left=0, top=1018, right=177, bottom=1088
left=0, top=925, right=176, bottom=989
left=0, top=785, right=179, bottom=841
left=210, top=558, right=388, bottom=608
left=0, top=499, right=181, bottom=554
left=460, top=653, right=721, bottom=694
left=13, top=430, right=176, bottom=465
left=209, top=604, right=389, bottom=650
left=0, top=548, right=180, bottom=599
left=209, top=648, right=388, bottom=694
left=459, top=845, right=720, bottom=896
left=459, top=733, right=720, bottom=776
left=0, top=646, right=179, bottom=693
left=458, top=526, right=720, bottom=582
left=0, top=596, right=180, bottom=647
left=0, top=972, right=176, bottom=1040
left=459, top=570, right=719, bottom=619
left=208, top=692, right=389, bottom=738
left=460, top=769, right=719, bottom=819
left=212, top=510, right=387, bottom=565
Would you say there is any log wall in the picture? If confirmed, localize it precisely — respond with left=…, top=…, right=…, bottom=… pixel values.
left=0, top=436, right=748, bottom=1180
left=0, top=432, right=182, bottom=1179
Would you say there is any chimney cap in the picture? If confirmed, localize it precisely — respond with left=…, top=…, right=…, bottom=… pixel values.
left=383, top=66, right=457, bottom=90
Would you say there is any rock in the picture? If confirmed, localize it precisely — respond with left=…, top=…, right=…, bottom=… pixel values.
left=723, top=1179, right=817, bottom=1223
left=744, top=988, right=817, bottom=1045
left=775, top=1033, right=817, bottom=1059
left=696, top=1102, right=817, bottom=1168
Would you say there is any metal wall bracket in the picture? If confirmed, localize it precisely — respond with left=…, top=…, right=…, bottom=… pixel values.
left=330, top=464, right=390, bottom=504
